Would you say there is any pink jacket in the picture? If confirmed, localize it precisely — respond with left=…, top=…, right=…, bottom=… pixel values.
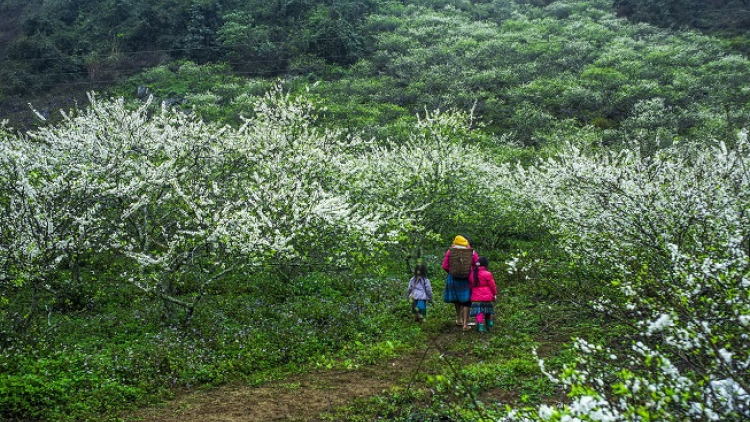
left=469, top=266, right=497, bottom=302
left=441, top=247, right=479, bottom=273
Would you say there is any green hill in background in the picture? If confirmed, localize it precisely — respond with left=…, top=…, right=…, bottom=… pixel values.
left=3, top=1, right=750, bottom=421
left=1, top=0, right=749, bottom=150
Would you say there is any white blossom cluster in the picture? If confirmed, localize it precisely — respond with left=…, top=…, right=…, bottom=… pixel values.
left=506, top=250, right=541, bottom=280
left=0, top=88, right=498, bottom=317
left=0, top=91, right=356, bottom=301
left=338, top=106, right=503, bottom=259
left=502, top=133, right=750, bottom=420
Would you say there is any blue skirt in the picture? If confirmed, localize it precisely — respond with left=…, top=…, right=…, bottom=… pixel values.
left=412, top=299, right=427, bottom=316
left=470, top=302, right=495, bottom=316
left=443, top=274, right=471, bottom=305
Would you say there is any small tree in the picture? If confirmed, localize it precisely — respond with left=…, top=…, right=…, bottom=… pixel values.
left=504, top=133, right=750, bottom=421
left=0, top=87, right=403, bottom=327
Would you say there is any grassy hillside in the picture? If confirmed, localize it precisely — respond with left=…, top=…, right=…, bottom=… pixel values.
left=2, top=1, right=750, bottom=421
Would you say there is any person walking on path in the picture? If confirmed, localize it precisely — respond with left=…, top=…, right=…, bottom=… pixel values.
left=468, top=256, right=497, bottom=333
left=407, top=263, right=433, bottom=323
left=442, top=235, right=478, bottom=331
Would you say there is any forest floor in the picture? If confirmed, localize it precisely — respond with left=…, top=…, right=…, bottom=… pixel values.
left=122, top=319, right=529, bottom=422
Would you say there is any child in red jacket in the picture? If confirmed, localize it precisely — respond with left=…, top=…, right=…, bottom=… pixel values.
left=468, top=256, right=497, bottom=333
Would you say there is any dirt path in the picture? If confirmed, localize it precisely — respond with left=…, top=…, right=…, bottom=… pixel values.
left=128, top=358, right=416, bottom=422
left=125, top=327, right=464, bottom=422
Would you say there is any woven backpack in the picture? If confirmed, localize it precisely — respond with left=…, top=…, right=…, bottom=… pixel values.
left=448, top=247, right=473, bottom=279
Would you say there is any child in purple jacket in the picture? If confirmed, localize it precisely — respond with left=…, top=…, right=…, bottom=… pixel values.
left=407, top=263, right=433, bottom=323
left=468, top=256, right=497, bottom=333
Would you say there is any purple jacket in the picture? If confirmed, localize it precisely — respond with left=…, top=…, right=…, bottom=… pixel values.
left=407, top=276, right=433, bottom=301
left=469, top=266, right=497, bottom=302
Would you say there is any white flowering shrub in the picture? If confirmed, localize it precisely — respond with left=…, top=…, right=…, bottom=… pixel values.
left=0, top=88, right=406, bottom=324
left=503, top=133, right=750, bottom=420
left=0, top=115, right=117, bottom=320
left=0, top=86, right=508, bottom=328
left=218, top=86, right=395, bottom=272
left=341, top=107, right=508, bottom=264
left=505, top=251, right=541, bottom=284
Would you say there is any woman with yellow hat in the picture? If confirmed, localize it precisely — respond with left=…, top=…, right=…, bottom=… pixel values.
left=441, top=235, right=478, bottom=331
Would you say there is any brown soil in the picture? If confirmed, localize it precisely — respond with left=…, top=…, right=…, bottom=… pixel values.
left=125, top=327, right=468, bottom=422
left=127, top=359, right=414, bottom=422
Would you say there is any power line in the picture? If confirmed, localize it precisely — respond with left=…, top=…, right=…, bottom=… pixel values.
left=3, top=5, right=750, bottom=65
left=0, top=37, right=361, bottom=64
left=0, top=33, right=741, bottom=73
left=2, top=22, right=744, bottom=68
left=0, top=16, right=748, bottom=94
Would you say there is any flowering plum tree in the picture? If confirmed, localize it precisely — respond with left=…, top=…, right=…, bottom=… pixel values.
left=341, top=107, right=506, bottom=267
left=1, top=85, right=507, bottom=329
left=504, top=134, right=750, bottom=420
left=0, top=118, right=116, bottom=328
left=224, top=86, right=398, bottom=275
left=0, top=87, right=404, bottom=325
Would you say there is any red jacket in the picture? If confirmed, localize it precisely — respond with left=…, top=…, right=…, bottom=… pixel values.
left=469, top=266, right=497, bottom=302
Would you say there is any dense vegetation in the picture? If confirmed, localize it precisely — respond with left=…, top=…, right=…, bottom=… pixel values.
left=613, top=0, right=750, bottom=37
left=0, top=0, right=377, bottom=95
left=1, top=0, right=749, bottom=103
left=1, top=0, right=750, bottom=421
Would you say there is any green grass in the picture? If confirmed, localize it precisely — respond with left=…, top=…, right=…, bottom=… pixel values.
left=0, top=241, right=623, bottom=422
left=0, top=271, right=422, bottom=421
left=318, top=277, right=612, bottom=422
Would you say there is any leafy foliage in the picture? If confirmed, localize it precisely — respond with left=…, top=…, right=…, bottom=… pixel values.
left=0, top=0, right=378, bottom=95
left=2, top=0, right=750, bottom=421
left=503, top=134, right=750, bottom=421
left=613, top=0, right=750, bottom=38
left=0, top=87, right=518, bottom=420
